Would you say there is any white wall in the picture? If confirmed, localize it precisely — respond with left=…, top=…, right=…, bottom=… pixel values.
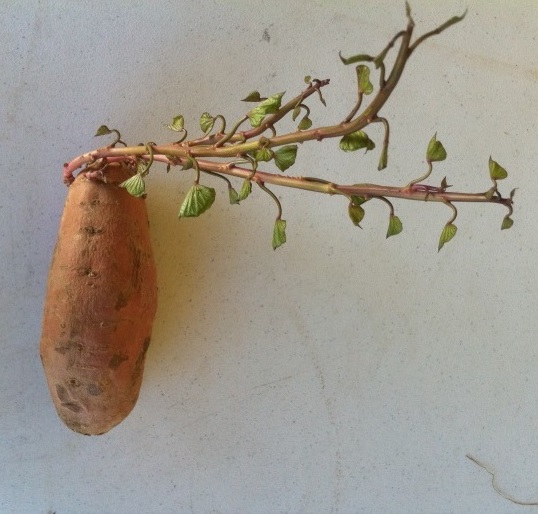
left=2, top=1, right=538, bottom=512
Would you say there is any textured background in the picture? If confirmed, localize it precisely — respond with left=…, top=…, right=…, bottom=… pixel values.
left=2, top=1, right=538, bottom=512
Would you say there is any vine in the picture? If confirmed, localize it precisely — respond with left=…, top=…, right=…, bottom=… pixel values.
left=62, top=4, right=514, bottom=251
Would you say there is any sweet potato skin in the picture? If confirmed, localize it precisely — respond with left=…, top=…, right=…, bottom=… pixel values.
left=40, top=166, right=158, bottom=435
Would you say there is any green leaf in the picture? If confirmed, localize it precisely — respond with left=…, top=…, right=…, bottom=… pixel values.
left=348, top=203, right=365, bottom=226
left=510, top=188, right=517, bottom=201
left=304, top=75, right=312, bottom=83
left=247, top=92, right=285, bottom=127
left=199, top=112, right=214, bottom=133
left=339, top=131, right=375, bottom=152
left=350, top=194, right=369, bottom=206
left=292, top=105, right=301, bottom=121
left=167, top=115, right=185, bottom=132
left=386, top=214, right=403, bottom=238
left=238, top=179, right=252, bottom=201
left=228, top=186, right=240, bottom=205
left=254, top=148, right=273, bottom=162
left=119, top=174, right=145, bottom=198
left=181, top=157, right=195, bottom=171
left=95, top=125, right=112, bottom=137
left=178, top=184, right=216, bottom=218
left=501, top=215, right=514, bottom=230
left=484, top=186, right=496, bottom=200
left=272, top=219, right=287, bottom=250
left=378, top=145, right=388, bottom=171
left=356, top=65, right=373, bottom=95
left=426, top=133, right=447, bottom=162
left=298, top=116, right=312, bottom=131
left=489, top=156, right=508, bottom=180
left=242, top=91, right=267, bottom=102
left=136, top=160, right=148, bottom=176
left=274, top=145, right=298, bottom=172
left=438, top=223, right=457, bottom=251
left=339, top=52, right=374, bottom=65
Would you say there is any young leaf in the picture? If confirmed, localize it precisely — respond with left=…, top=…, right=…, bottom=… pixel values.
left=386, top=215, right=403, bottom=238
left=254, top=148, right=273, bottom=162
left=339, top=131, right=375, bottom=152
left=181, top=157, right=195, bottom=171
left=95, top=125, right=112, bottom=137
left=274, top=145, right=298, bottom=172
left=298, top=116, right=313, bottom=131
left=272, top=219, right=287, bottom=250
left=489, top=157, right=508, bottom=180
left=136, top=160, right=148, bottom=176
left=304, top=75, right=312, bottom=83
left=200, top=112, right=215, bottom=133
left=120, top=174, right=145, bottom=198
left=356, top=64, right=373, bottom=95
left=238, top=179, right=252, bottom=201
left=247, top=92, right=285, bottom=127
left=339, top=52, right=374, bottom=65
left=167, top=115, right=185, bottom=132
left=348, top=202, right=365, bottom=226
left=501, top=215, right=514, bottom=230
left=292, top=105, right=301, bottom=121
left=317, top=89, right=327, bottom=107
left=426, top=133, right=447, bottom=162
left=242, top=91, right=267, bottom=102
left=484, top=186, right=496, bottom=200
left=350, top=194, right=369, bottom=206
left=228, top=186, right=240, bottom=205
left=438, top=223, right=457, bottom=251
left=178, top=184, right=216, bottom=218
left=378, top=145, right=388, bottom=171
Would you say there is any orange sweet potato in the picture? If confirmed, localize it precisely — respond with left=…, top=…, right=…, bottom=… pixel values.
left=40, top=165, right=158, bottom=435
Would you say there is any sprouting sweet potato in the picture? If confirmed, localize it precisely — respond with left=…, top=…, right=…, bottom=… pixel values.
left=40, top=165, right=158, bottom=435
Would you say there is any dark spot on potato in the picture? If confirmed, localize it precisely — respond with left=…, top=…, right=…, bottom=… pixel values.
left=83, top=226, right=103, bottom=235
left=56, top=384, right=83, bottom=412
left=68, top=377, right=81, bottom=388
left=77, top=267, right=99, bottom=278
left=56, top=384, right=69, bottom=402
left=90, top=198, right=101, bottom=206
left=109, top=352, right=129, bottom=369
left=65, top=421, right=90, bottom=434
left=115, top=292, right=128, bottom=310
left=87, top=383, right=103, bottom=396
left=63, top=402, right=83, bottom=413
left=132, top=337, right=152, bottom=384
left=55, top=340, right=83, bottom=354
left=142, top=336, right=151, bottom=354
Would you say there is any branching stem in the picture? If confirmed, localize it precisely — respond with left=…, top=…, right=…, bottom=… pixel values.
left=61, top=6, right=513, bottom=244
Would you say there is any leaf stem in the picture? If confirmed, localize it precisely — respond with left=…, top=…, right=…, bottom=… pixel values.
left=258, top=182, right=283, bottom=220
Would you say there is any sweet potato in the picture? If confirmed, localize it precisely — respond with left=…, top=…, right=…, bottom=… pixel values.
left=40, top=165, right=158, bottom=435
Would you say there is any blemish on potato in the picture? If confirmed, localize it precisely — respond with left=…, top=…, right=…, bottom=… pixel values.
left=109, top=352, right=129, bottom=369
left=55, top=340, right=83, bottom=354
left=63, top=402, right=83, bottom=413
left=87, top=383, right=103, bottom=396
left=115, top=292, right=128, bottom=310
left=55, top=384, right=70, bottom=402
left=68, top=377, right=81, bottom=387
left=83, top=226, right=103, bottom=235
